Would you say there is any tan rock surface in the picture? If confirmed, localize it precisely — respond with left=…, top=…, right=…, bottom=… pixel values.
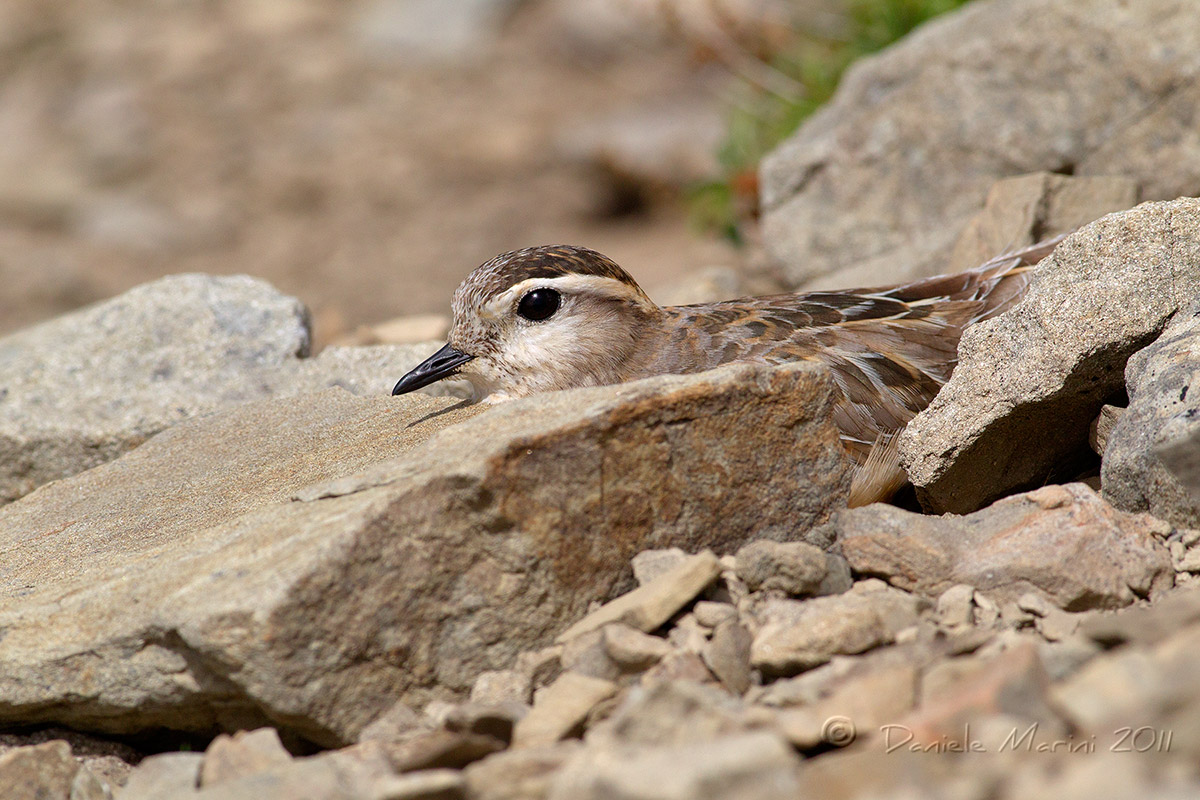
left=555, top=552, right=721, bottom=642
left=199, top=728, right=293, bottom=788
left=0, top=740, right=88, bottom=800
left=0, top=361, right=850, bottom=746
left=749, top=580, right=924, bottom=678
left=511, top=674, right=618, bottom=749
left=547, top=730, right=800, bottom=800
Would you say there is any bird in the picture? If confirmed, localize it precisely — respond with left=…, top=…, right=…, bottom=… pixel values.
left=392, top=239, right=1062, bottom=505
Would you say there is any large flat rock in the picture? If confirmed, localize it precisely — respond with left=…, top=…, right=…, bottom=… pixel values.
left=0, top=362, right=850, bottom=747
left=899, top=198, right=1200, bottom=513
left=759, top=0, right=1200, bottom=290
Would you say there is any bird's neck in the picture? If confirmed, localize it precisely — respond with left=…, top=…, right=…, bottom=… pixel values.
left=620, top=305, right=719, bottom=381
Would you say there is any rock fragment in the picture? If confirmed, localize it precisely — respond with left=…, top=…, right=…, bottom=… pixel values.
left=772, top=662, right=917, bottom=750
left=0, top=728, right=138, bottom=792
left=511, top=674, right=618, bottom=750
left=734, top=540, right=839, bottom=597
left=199, top=727, right=292, bottom=788
left=934, top=585, right=978, bottom=633
left=469, top=670, right=532, bottom=707
left=547, top=731, right=800, bottom=800
left=379, top=730, right=506, bottom=774
left=462, top=744, right=580, bottom=800
left=840, top=483, right=1172, bottom=610
left=691, top=601, right=737, bottom=629
left=186, top=743, right=405, bottom=800
left=600, top=625, right=672, bottom=672
left=0, top=740, right=99, bottom=800
left=0, top=274, right=304, bottom=505
left=587, top=681, right=755, bottom=750
left=556, top=551, right=722, bottom=642
left=903, top=640, right=1063, bottom=745
left=750, top=580, right=924, bottom=677
left=118, top=753, right=203, bottom=800
left=702, top=621, right=754, bottom=695
left=0, top=274, right=474, bottom=507
left=629, top=548, right=688, bottom=587
left=370, top=769, right=466, bottom=800
left=1052, top=623, right=1200, bottom=740
left=1081, top=585, right=1200, bottom=648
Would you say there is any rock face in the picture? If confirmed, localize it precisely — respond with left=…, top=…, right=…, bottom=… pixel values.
left=1161, top=429, right=1200, bottom=515
left=900, top=198, right=1200, bottom=513
left=945, top=172, right=1138, bottom=273
left=759, top=0, right=1200, bottom=290
left=0, top=273, right=472, bottom=507
left=838, top=483, right=1173, bottom=610
left=0, top=362, right=850, bottom=746
left=1054, top=614, right=1200, bottom=758
left=1102, top=299, right=1200, bottom=527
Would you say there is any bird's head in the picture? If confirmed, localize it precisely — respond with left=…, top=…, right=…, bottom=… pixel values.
left=392, top=245, right=662, bottom=400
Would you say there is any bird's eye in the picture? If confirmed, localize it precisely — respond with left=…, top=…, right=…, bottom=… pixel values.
left=517, top=288, right=561, bottom=322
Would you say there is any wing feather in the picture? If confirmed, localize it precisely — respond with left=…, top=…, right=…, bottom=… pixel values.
left=657, top=236, right=1061, bottom=481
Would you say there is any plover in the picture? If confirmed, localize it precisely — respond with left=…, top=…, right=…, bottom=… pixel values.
left=392, top=239, right=1061, bottom=504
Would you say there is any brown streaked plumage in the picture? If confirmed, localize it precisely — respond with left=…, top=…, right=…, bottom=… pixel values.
left=392, top=239, right=1063, bottom=504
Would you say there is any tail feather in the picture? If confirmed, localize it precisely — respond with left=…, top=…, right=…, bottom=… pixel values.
left=848, top=434, right=907, bottom=507
left=836, top=234, right=1066, bottom=504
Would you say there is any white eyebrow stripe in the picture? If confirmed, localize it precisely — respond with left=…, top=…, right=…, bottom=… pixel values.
left=484, top=274, right=653, bottom=317
left=508, top=274, right=644, bottom=298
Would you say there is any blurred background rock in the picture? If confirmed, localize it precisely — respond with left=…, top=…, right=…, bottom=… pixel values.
left=0, top=0, right=966, bottom=347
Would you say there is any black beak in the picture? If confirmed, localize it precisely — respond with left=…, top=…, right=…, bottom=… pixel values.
left=391, top=343, right=475, bottom=395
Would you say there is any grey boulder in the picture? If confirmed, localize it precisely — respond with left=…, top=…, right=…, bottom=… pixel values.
left=900, top=197, right=1200, bottom=513
left=0, top=272, right=469, bottom=507
left=760, top=0, right=1200, bottom=290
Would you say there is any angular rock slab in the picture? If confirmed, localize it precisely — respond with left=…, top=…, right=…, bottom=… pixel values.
left=749, top=580, right=924, bottom=678
left=1102, top=299, right=1200, bottom=527
left=900, top=198, right=1200, bottom=513
left=0, top=272, right=469, bottom=507
left=839, top=483, right=1172, bottom=610
left=760, top=0, right=1200, bottom=290
left=0, top=362, right=851, bottom=746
